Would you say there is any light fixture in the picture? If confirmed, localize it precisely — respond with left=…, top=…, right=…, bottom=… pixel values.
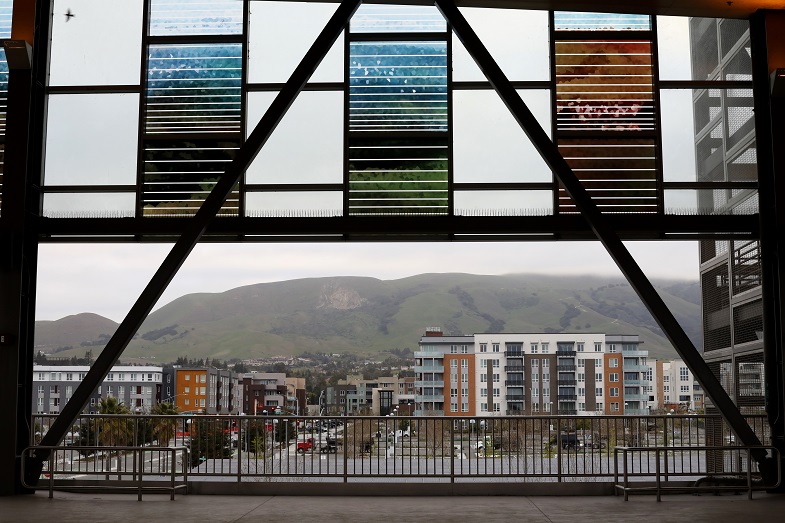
left=771, top=68, right=785, bottom=97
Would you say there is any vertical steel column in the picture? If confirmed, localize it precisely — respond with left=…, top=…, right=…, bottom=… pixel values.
left=0, top=39, right=35, bottom=495
left=30, top=0, right=362, bottom=482
left=750, top=9, right=785, bottom=475
left=436, top=0, right=764, bottom=455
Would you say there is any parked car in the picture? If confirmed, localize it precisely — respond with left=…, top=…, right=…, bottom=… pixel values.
left=550, top=433, right=582, bottom=449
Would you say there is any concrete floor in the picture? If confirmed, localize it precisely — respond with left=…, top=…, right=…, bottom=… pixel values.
left=1, top=492, right=784, bottom=523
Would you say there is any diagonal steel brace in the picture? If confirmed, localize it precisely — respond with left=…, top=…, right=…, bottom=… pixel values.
left=29, top=0, right=362, bottom=483
left=435, top=0, right=764, bottom=455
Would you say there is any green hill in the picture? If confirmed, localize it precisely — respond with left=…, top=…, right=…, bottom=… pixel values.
left=34, top=273, right=701, bottom=362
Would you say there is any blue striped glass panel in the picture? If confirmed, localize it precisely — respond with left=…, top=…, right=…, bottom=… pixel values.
left=351, top=4, right=445, bottom=33
left=149, top=0, right=243, bottom=35
left=554, top=12, right=651, bottom=31
left=146, top=44, right=242, bottom=134
left=349, top=41, right=448, bottom=131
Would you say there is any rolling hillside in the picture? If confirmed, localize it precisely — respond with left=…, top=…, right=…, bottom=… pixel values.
left=34, top=273, right=702, bottom=362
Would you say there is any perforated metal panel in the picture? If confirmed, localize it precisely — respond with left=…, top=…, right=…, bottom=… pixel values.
left=736, top=352, right=765, bottom=415
left=702, top=265, right=731, bottom=352
left=731, top=241, right=761, bottom=295
left=690, top=18, right=719, bottom=80
left=732, top=299, right=763, bottom=345
left=719, top=19, right=749, bottom=59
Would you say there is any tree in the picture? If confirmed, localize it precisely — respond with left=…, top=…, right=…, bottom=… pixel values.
left=150, top=402, right=179, bottom=445
left=188, top=417, right=232, bottom=468
left=97, top=397, right=132, bottom=475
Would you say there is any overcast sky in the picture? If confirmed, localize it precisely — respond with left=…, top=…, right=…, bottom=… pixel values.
left=34, top=7, right=701, bottom=322
left=36, top=241, right=699, bottom=322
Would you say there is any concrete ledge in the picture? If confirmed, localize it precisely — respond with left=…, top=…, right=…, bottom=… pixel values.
left=187, top=481, right=615, bottom=496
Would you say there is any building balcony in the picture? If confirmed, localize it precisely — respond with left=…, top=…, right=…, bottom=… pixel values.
left=505, top=380, right=525, bottom=386
left=417, top=395, right=445, bottom=402
left=504, top=351, right=523, bottom=357
left=505, top=365, right=524, bottom=372
left=558, top=394, right=577, bottom=401
left=623, top=364, right=650, bottom=373
left=415, top=380, right=444, bottom=388
left=558, top=409, right=578, bottom=415
left=414, top=366, right=444, bottom=373
left=506, top=394, right=525, bottom=401
left=557, top=350, right=577, bottom=357
left=557, top=379, right=576, bottom=386
left=556, top=365, right=576, bottom=372
left=506, top=409, right=525, bottom=415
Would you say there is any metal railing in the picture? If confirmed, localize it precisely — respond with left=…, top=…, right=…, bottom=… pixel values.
left=21, top=444, right=188, bottom=499
left=27, top=413, right=772, bottom=488
left=614, top=445, right=781, bottom=500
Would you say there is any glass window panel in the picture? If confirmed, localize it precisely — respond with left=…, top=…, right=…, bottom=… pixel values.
left=0, top=0, right=11, bottom=39
left=349, top=41, right=447, bottom=132
left=558, top=138, right=657, bottom=214
left=248, top=1, right=343, bottom=84
left=664, top=189, right=758, bottom=215
left=348, top=137, right=448, bottom=215
left=453, top=89, right=551, bottom=183
left=49, top=0, right=143, bottom=86
left=660, top=90, right=697, bottom=182
left=454, top=190, right=553, bottom=216
left=554, top=12, right=651, bottom=31
left=690, top=18, right=720, bottom=80
left=656, top=16, right=692, bottom=80
left=143, top=139, right=240, bottom=217
left=146, top=43, right=242, bottom=134
left=720, top=19, right=750, bottom=59
left=245, top=191, right=342, bottom=216
left=149, top=0, right=243, bottom=36
left=0, top=48, right=7, bottom=136
left=350, top=4, right=445, bottom=33
left=727, top=142, right=757, bottom=182
left=246, top=91, right=343, bottom=184
left=696, top=120, right=725, bottom=182
left=555, top=40, right=654, bottom=132
left=43, top=192, right=136, bottom=217
left=452, top=8, right=549, bottom=82
left=44, top=93, right=140, bottom=185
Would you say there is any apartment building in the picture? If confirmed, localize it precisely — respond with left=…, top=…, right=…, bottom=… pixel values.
left=325, top=375, right=414, bottom=415
left=649, top=359, right=706, bottom=412
left=32, top=365, right=163, bottom=414
left=172, top=367, right=240, bottom=415
left=414, top=330, right=651, bottom=416
left=241, top=373, right=306, bottom=416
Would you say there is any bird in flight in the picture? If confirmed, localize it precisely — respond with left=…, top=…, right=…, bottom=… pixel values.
left=65, top=9, right=75, bottom=22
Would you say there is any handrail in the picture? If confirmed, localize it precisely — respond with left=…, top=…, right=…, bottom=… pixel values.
left=21, top=445, right=188, bottom=500
left=613, top=444, right=782, bottom=501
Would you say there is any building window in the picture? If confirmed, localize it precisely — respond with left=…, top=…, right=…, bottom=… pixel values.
left=609, top=373, right=619, bottom=382
left=532, top=402, right=539, bottom=413
left=542, top=343, right=549, bottom=353
left=596, top=373, right=603, bottom=382
left=609, top=358, right=619, bottom=368
left=611, top=402, right=620, bottom=411
left=450, top=345, right=457, bottom=354
left=461, top=403, right=469, bottom=412
left=479, top=343, right=487, bottom=353
left=578, top=387, right=585, bottom=396
left=608, top=344, right=617, bottom=353
left=451, top=360, right=458, bottom=368
left=462, top=345, right=469, bottom=354
left=493, top=388, right=500, bottom=398
left=481, top=403, right=488, bottom=412
left=595, top=343, right=602, bottom=352
left=531, top=359, right=539, bottom=368
left=596, top=387, right=603, bottom=396
left=577, top=373, right=585, bottom=382
left=493, top=373, right=500, bottom=382
left=533, top=374, right=539, bottom=382
left=481, top=389, right=487, bottom=397
left=680, top=367, right=689, bottom=381
left=610, top=387, right=619, bottom=397
left=531, top=344, right=538, bottom=354
left=542, top=373, right=549, bottom=382
left=596, top=402, right=604, bottom=412
left=542, top=359, right=549, bottom=368
left=492, top=343, right=500, bottom=353
left=680, top=385, right=690, bottom=393
left=577, top=343, right=584, bottom=352
left=532, top=388, right=539, bottom=397
left=577, top=359, right=585, bottom=368
left=542, top=388, right=550, bottom=397
left=461, top=358, right=468, bottom=368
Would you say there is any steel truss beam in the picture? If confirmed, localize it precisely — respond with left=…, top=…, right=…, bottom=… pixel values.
left=29, top=0, right=363, bottom=483
left=435, top=0, right=766, bottom=460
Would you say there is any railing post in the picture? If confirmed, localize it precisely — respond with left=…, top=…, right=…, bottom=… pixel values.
left=138, top=447, right=144, bottom=501
left=656, top=448, right=661, bottom=502
left=556, top=416, right=562, bottom=482
left=450, top=418, right=455, bottom=483
left=343, top=415, right=349, bottom=483
left=236, top=417, right=242, bottom=484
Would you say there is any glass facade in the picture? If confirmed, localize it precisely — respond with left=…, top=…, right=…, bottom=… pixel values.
left=23, top=3, right=753, bottom=226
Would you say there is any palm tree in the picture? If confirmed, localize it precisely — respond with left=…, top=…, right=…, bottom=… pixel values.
left=97, top=397, right=131, bottom=476
left=150, top=402, right=180, bottom=472
left=150, top=402, right=179, bottom=445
